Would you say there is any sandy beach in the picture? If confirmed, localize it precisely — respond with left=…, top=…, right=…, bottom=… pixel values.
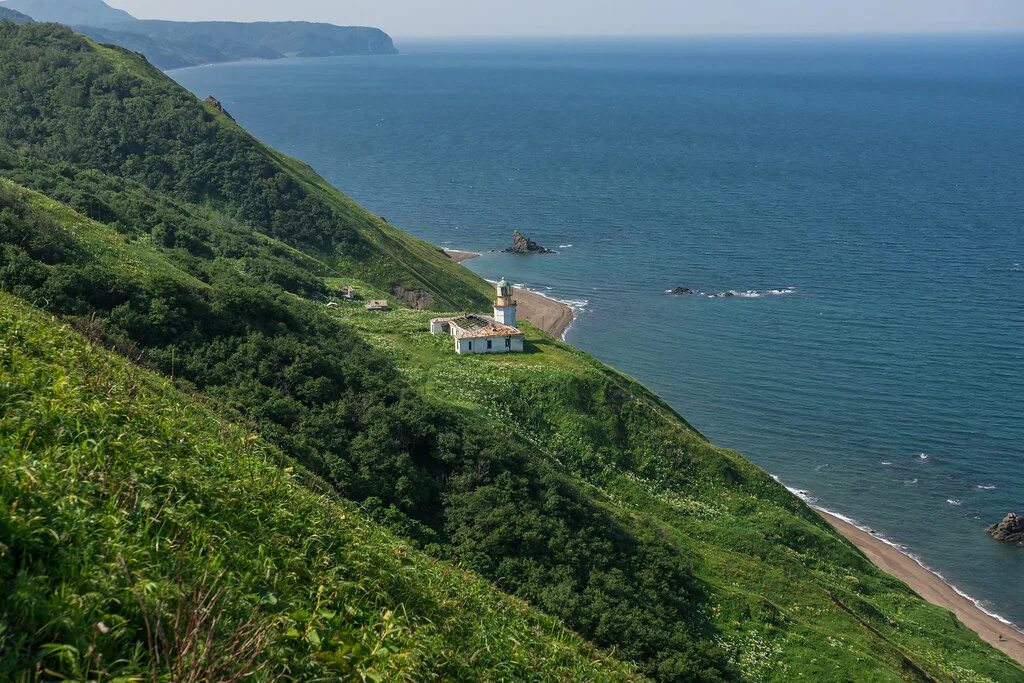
left=443, top=249, right=575, bottom=338
left=509, top=285, right=574, bottom=339
left=818, top=509, right=1024, bottom=665
left=442, top=248, right=483, bottom=263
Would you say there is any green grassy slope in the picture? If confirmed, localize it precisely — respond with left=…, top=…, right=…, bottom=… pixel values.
left=0, top=22, right=491, bottom=312
left=0, top=20, right=1020, bottom=683
left=0, top=291, right=640, bottom=682
left=335, top=306, right=1024, bottom=683
left=0, top=174, right=735, bottom=680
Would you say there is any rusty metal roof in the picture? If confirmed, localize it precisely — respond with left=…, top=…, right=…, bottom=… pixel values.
left=438, top=314, right=522, bottom=339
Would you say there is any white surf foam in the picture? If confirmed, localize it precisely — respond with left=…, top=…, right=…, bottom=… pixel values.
left=702, top=287, right=796, bottom=299
left=506, top=281, right=589, bottom=340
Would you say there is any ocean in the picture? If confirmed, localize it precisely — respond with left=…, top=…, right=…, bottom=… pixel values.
left=171, top=36, right=1024, bottom=627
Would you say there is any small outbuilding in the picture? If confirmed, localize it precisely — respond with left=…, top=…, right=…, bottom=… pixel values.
left=365, top=300, right=390, bottom=311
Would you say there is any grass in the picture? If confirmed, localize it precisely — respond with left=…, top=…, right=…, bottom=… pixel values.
left=0, top=291, right=642, bottom=682
left=333, top=305, right=1024, bottom=683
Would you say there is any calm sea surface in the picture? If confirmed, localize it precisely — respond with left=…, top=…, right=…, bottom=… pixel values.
left=172, top=36, right=1024, bottom=626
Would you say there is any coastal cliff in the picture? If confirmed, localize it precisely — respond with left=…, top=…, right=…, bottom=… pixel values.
left=0, top=20, right=1020, bottom=682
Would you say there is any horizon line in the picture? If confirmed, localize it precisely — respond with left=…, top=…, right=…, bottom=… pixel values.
left=390, top=29, right=1024, bottom=41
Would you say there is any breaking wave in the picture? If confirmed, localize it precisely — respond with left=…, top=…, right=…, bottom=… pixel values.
left=667, top=287, right=796, bottom=298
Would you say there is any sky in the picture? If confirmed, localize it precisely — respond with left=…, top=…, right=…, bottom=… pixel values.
left=108, top=0, right=1024, bottom=38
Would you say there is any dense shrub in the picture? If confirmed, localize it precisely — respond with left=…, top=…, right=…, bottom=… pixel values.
left=0, top=23, right=358, bottom=253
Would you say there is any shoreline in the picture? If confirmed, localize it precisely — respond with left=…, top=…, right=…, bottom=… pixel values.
left=443, top=249, right=575, bottom=339
left=817, top=508, right=1024, bottom=665
left=442, top=248, right=483, bottom=263
left=443, top=245, right=1023, bottom=664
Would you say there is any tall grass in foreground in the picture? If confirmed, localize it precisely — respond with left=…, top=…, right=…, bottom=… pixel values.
left=0, top=293, right=639, bottom=682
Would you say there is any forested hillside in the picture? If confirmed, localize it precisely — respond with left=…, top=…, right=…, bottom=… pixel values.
left=0, top=22, right=486, bottom=311
left=0, top=20, right=1021, bottom=683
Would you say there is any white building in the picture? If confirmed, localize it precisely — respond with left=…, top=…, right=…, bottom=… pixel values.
left=430, top=278, right=525, bottom=354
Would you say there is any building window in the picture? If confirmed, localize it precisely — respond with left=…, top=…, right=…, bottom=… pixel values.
left=487, top=340, right=493, bottom=350
left=467, top=341, right=473, bottom=351
left=505, top=337, right=511, bottom=348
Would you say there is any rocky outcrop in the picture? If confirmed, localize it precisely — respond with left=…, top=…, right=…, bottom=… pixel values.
left=502, top=230, right=554, bottom=254
left=988, top=513, right=1024, bottom=545
left=204, top=96, right=235, bottom=122
left=670, top=287, right=694, bottom=295
left=390, top=284, right=433, bottom=310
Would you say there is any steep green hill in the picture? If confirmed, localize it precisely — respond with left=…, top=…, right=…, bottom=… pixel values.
left=0, top=170, right=734, bottom=679
left=0, top=20, right=1020, bottom=683
left=0, top=291, right=638, bottom=682
left=0, top=22, right=487, bottom=312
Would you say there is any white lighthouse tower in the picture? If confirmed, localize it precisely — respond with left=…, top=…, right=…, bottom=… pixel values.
left=493, top=277, right=517, bottom=326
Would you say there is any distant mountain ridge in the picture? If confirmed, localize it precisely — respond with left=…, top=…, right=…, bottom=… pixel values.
left=0, top=0, right=397, bottom=68
left=0, top=5, right=31, bottom=23
left=1, top=0, right=132, bottom=25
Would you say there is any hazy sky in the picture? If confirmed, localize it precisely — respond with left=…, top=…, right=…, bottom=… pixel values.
left=108, top=0, right=1024, bottom=38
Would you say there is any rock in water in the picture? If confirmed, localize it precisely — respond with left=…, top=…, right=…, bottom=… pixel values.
left=502, top=230, right=555, bottom=254
left=988, top=513, right=1024, bottom=545
left=670, top=287, right=694, bottom=295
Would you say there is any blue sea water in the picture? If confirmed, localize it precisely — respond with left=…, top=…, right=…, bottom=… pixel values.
left=172, top=36, right=1024, bottom=627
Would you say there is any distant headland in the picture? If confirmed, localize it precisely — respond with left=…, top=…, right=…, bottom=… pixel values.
left=0, top=0, right=397, bottom=69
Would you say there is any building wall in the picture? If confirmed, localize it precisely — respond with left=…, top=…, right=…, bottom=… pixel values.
left=456, top=335, right=525, bottom=354
left=493, top=305, right=517, bottom=326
